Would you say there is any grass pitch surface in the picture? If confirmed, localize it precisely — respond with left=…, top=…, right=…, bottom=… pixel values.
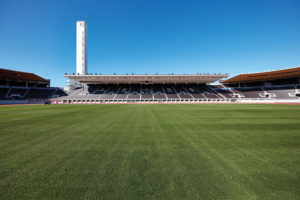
left=0, top=104, right=299, bottom=200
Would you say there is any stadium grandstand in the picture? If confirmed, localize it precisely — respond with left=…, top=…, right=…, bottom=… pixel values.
left=51, top=66, right=300, bottom=104
left=2, top=66, right=298, bottom=105
left=0, top=68, right=65, bottom=104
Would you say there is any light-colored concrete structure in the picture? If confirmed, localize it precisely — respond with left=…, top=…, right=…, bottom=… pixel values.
left=64, top=74, right=229, bottom=84
left=76, top=21, right=88, bottom=75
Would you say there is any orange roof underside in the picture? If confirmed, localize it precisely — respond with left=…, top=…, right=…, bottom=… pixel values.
left=0, top=68, right=49, bottom=82
left=222, top=66, right=300, bottom=84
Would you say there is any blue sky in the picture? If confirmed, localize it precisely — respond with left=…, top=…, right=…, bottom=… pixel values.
left=0, top=0, right=300, bottom=87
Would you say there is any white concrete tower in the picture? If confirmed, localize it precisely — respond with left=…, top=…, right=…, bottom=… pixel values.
left=76, top=21, right=88, bottom=75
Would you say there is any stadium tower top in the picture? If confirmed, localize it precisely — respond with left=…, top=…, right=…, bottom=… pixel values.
left=66, top=21, right=229, bottom=84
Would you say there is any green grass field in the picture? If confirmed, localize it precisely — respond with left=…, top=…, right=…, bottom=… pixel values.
left=0, top=104, right=299, bottom=200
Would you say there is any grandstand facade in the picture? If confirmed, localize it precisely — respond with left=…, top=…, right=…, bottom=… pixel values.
left=52, top=67, right=300, bottom=104
left=1, top=67, right=299, bottom=105
left=0, top=68, right=65, bottom=104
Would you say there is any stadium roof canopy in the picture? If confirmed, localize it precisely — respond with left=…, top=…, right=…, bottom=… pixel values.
left=222, top=66, right=300, bottom=84
left=65, top=74, right=229, bottom=84
left=0, top=68, right=49, bottom=83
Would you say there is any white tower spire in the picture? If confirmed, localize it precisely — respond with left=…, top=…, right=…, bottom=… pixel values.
left=76, top=20, right=88, bottom=75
